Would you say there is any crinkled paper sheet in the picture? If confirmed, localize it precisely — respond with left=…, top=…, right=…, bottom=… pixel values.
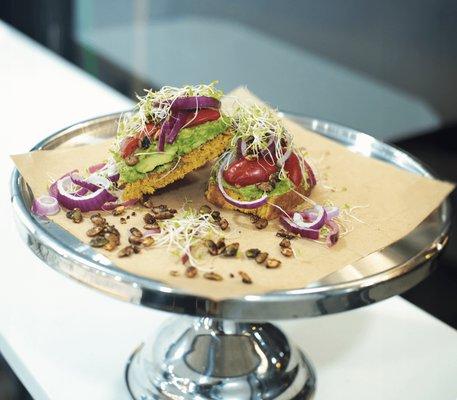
left=11, top=88, right=454, bottom=299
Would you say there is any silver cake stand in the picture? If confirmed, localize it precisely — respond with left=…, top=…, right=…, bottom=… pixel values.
left=11, top=112, right=451, bottom=399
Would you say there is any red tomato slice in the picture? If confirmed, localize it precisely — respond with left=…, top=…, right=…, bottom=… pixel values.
left=120, top=136, right=140, bottom=158
left=223, top=157, right=278, bottom=187
left=142, top=123, right=159, bottom=138
left=284, top=152, right=303, bottom=187
left=185, top=109, right=220, bottom=128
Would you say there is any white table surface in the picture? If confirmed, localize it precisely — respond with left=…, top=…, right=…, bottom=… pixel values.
left=1, top=22, right=456, bottom=400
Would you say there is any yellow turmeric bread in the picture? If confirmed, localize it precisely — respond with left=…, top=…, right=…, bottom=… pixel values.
left=122, top=131, right=232, bottom=200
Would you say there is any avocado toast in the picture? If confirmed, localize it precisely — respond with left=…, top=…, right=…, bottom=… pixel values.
left=206, top=103, right=316, bottom=219
left=113, top=82, right=231, bottom=200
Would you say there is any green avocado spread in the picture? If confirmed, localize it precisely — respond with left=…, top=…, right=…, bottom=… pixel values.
left=222, top=177, right=294, bottom=200
left=118, top=118, right=228, bottom=183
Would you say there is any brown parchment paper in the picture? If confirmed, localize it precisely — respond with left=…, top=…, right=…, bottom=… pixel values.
left=11, top=88, right=454, bottom=299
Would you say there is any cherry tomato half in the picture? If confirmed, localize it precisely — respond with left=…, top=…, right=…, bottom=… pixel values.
left=185, top=109, right=220, bottom=127
left=223, top=157, right=278, bottom=187
left=284, top=152, right=303, bottom=187
left=120, top=136, right=140, bottom=158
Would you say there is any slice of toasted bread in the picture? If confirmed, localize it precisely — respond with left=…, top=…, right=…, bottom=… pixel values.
left=122, top=131, right=232, bottom=200
left=205, top=181, right=311, bottom=220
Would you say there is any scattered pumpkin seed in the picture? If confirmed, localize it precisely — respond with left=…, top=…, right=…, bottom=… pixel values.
left=211, top=210, right=221, bottom=221
left=130, top=227, right=143, bottom=238
left=266, top=258, right=281, bottom=269
left=86, top=226, right=104, bottom=237
left=246, top=248, right=261, bottom=259
left=280, top=247, right=293, bottom=257
left=143, top=223, right=159, bottom=230
left=118, top=246, right=134, bottom=257
left=142, top=236, right=155, bottom=247
left=112, top=205, right=125, bottom=216
left=90, top=213, right=106, bottom=226
left=143, top=213, right=156, bottom=224
left=89, top=236, right=108, bottom=248
left=129, top=236, right=144, bottom=245
left=276, top=229, right=297, bottom=240
left=154, top=211, right=175, bottom=220
left=203, top=272, right=223, bottom=281
left=255, top=252, right=268, bottom=264
left=218, top=218, right=229, bottom=231
left=206, top=239, right=218, bottom=256
left=169, top=270, right=180, bottom=277
left=223, top=243, right=239, bottom=257
left=185, top=266, right=198, bottom=278
left=120, top=217, right=126, bottom=224
left=279, top=238, right=291, bottom=248
left=199, top=204, right=211, bottom=214
left=238, top=271, right=253, bottom=284
left=255, top=218, right=268, bottom=230
left=67, top=208, right=82, bottom=223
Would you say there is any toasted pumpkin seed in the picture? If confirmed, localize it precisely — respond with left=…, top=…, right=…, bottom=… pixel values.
left=255, top=218, right=268, bottom=230
left=118, top=246, right=134, bottom=257
left=238, top=271, right=253, bottom=284
left=246, top=248, right=261, bottom=258
left=86, top=226, right=104, bottom=237
left=185, top=266, right=198, bottom=278
left=89, top=236, right=108, bottom=247
left=266, top=258, right=281, bottom=269
left=255, top=252, right=268, bottom=264
left=203, top=272, right=223, bottom=281
left=223, top=243, right=239, bottom=257
left=280, top=247, right=293, bottom=257
left=142, top=236, right=155, bottom=247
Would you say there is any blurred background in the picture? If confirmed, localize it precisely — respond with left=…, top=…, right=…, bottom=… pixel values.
left=1, top=1, right=456, bottom=398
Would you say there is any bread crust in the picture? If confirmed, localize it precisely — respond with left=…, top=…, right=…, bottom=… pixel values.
left=205, top=181, right=311, bottom=220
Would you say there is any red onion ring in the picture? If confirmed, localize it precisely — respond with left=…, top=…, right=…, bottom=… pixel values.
left=32, top=195, right=60, bottom=216
left=325, top=220, right=339, bottom=247
left=56, top=176, right=117, bottom=212
left=48, top=169, right=78, bottom=198
left=170, top=96, right=220, bottom=110
left=294, top=205, right=327, bottom=229
left=157, top=118, right=172, bottom=151
left=88, top=162, right=106, bottom=174
left=166, top=111, right=188, bottom=144
left=279, top=215, right=320, bottom=239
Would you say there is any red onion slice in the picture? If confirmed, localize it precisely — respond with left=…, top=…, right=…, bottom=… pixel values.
left=56, top=176, right=117, bottom=212
left=325, top=220, right=339, bottom=247
left=88, top=162, right=106, bottom=174
left=32, top=195, right=60, bottom=216
left=279, top=215, right=320, bottom=239
left=166, top=111, right=188, bottom=144
left=217, top=161, right=268, bottom=209
left=294, top=205, right=327, bottom=230
left=48, top=169, right=78, bottom=198
left=170, top=96, right=220, bottom=110
left=157, top=119, right=172, bottom=151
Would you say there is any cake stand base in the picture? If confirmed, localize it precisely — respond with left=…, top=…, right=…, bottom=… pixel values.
left=125, top=317, right=316, bottom=399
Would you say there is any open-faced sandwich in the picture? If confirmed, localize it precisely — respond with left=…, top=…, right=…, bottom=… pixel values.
left=113, top=82, right=232, bottom=200
left=206, top=103, right=316, bottom=220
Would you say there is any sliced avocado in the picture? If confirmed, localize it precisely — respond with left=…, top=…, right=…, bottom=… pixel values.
left=135, top=149, right=176, bottom=173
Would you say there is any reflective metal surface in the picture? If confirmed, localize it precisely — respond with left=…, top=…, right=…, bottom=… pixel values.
left=10, top=112, right=451, bottom=320
left=126, top=317, right=315, bottom=400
